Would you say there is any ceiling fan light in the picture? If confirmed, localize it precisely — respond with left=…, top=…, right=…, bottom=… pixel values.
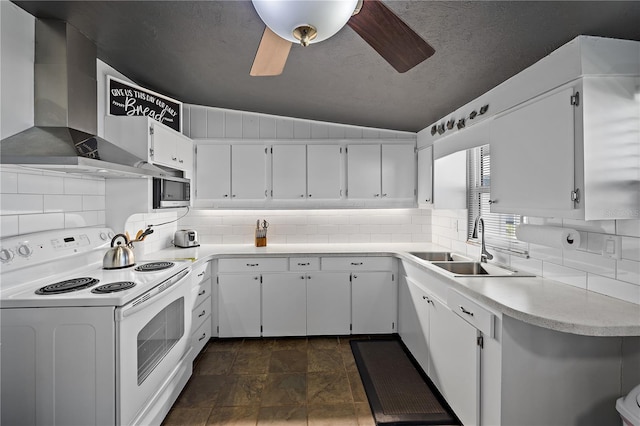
left=252, top=0, right=359, bottom=45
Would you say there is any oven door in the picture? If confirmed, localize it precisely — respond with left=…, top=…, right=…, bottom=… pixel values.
left=115, top=269, right=193, bottom=426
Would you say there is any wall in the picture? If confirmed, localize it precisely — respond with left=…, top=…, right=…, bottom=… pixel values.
left=178, top=208, right=430, bottom=245
left=432, top=209, right=640, bottom=305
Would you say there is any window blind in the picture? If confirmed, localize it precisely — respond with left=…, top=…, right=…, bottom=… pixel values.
left=467, top=145, right=528, bottom=256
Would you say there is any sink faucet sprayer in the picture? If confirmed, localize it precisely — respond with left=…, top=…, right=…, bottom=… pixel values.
left=472, top=217, right=493, bottom=263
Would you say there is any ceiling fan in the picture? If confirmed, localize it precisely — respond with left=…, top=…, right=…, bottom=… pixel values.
left=250, top=0, right=435, bottom=76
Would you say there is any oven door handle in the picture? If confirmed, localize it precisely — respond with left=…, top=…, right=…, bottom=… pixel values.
left=117, top=269, right=191, bottom=319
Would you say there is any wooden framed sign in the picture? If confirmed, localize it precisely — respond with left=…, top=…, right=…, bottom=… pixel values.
left=107, top=76, right=182, bottom=132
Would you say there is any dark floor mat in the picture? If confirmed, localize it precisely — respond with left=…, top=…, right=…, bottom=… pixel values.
left=351, top=339, right=459, bottom=425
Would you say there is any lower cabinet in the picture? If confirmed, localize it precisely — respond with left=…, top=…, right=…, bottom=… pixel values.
left=262, top=273, right=307, bottom=337
left=398, top=275, right=430, bottom=374
left=351, top=271, right=396, bottom=334
left=190, top=262, right=213, bottom=360
left=306, top=272, right=351, bottom=335
left=217, top=273, right=261, bottom=338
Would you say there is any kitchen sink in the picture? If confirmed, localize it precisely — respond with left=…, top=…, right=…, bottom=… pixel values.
left=430, top=261, right=534, bottom=277
left=409, top=252, right=470, bottom=262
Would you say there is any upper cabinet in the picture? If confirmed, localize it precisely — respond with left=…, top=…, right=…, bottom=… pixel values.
left=104, top=116, right=193, bottom=174
left=491, top=76, right=640, bottom=220
left=417, top=146, right=433, bottom=206
left=194, top=140, right=416, bottom=209
left=347, top=143, right=416, bottom=201
left=433, top=150, right=467, bottom=210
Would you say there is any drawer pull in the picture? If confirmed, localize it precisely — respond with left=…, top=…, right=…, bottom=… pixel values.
left=351, top=262, right=363, bottom=266
left=459, top=306, right=474, bottom=317
left=247, top=263, right=259, bottom=267
left=198, top=289, right=206, bottom=296
left=198, top=310, right=206, bottom=318
left=197, top=272, right=205, bottom=277
left=198, top=333, right=207, bottom=341
left=422, top=295, right=434, bottom=305
left=297, top=262, right=310, bottom=266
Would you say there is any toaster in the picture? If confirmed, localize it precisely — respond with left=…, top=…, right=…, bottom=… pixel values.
left=174, top=229, right=200, bottom=248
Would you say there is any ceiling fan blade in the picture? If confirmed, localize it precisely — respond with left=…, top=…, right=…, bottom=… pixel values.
left=250, top=27, right=292, bottom=76
left=347, top=0, right=435, bottom=73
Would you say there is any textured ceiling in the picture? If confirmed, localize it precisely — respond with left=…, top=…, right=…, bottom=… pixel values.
left=13, top=1, right=640, bottom=132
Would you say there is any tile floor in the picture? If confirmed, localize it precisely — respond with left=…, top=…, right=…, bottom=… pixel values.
left=162, top=336, right=376, bottom=426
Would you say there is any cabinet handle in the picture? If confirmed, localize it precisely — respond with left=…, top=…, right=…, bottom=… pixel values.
left=308, top=194, right=312, bottom=197
left=198, top=333, right=207, bottom=341
left=198, top=310, right=206, bottom=318
left=300, top=194, right=305, bottom=198
left=172, top=156, right=177, bottom=161
left=198, top=289, right=206, bottom=296
left=422, top=295, right=434, bottom=305
left=425, top=198, right=431, bottom=202
left=382, top=193, right=388, bottom=197
left=459, top=306, right=474, bottom=317
left=301, top=276, right=305, bottom=279
left=374, top=194, right=380, bottom=197
left=488, top=199, right=497, bottom=204
left=232, top=194, right=236, bottom=198
left=247, top=263, right=259, bottom=267
left=351, top=262, right=363, bottom=266
left=307, top=275, right=311, bottom=280
left=197, top=272, right=205, bottom=277
left=254, top=276, right=259, bottom=280
left=298, top=262, right=310, bottom=266
left=179, top=159, right=184, bottom=163
left=353, top=274, right=358, bottom=279
left=224, top=194, right=229, bottom=198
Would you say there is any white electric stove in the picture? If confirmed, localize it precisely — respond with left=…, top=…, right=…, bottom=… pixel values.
left=0, top=227, right=194, bottom=426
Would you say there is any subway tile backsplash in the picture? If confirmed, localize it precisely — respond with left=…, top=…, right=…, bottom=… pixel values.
left=0, top=165, right=107, bottom=238
left=431, top=209, right=640, bottom=305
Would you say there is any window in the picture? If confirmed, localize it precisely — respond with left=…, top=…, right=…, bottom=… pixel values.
left=467, top=145, right=528, bottom=256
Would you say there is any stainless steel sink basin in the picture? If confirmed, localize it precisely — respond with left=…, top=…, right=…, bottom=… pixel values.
left=409, top=252, right=471, bottom=262
left=430, top=261, right=534, bottom=277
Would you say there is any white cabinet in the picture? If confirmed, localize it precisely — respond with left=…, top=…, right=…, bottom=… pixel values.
left=398, top=276, right=430, bottom=374
left=429, top=295, right=480, bottom=426
left=271, top=145, right=307, bottom=199
left=347, top=144, right=381, bottom=199
left=433, top=150, right=466, bottom=209
left=262, top=273, right=307, bottom=336
left=104, top=116, right=193, bottom=173
left=351, top=271, right=396, bottom=334
left=381, top=144, right=416, bottom=199
left=231, top=144, right=267, bottom=200
left=195, top=144, right=230, bottom=199
left=217, top=273, right=261, bottom=338
left=347, top=143, right=416, bottom=201
left=491, top=76, right=640, bottom=220
left=491, top=87, right=576, bottom=215
left=417, top=146, right=433, bottom=205
left=307, top=145, right=342, bottom=199
left=190, top=262, right=213, bottom=359
left=306, top=272, right=351, bottom=335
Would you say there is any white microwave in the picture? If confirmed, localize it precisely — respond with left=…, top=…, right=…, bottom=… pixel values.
left=152, top=176, right=191, bottom=209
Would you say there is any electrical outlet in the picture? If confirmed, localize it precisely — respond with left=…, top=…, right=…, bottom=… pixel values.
left=602, top=235, right=621, bottom=260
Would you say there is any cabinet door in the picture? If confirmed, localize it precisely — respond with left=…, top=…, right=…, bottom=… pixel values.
left=262, top=273, right=307, bottom=337
left=433, top=150, right=467, bottom=209
left=307, top=145, right=342, bottom=199
left=306, top=272, right=351, bottom=335
left=347, top=144, right=381, bottom=199
left=175, top=135, right=194, bottom=173
left=381, top=144, right=415, bottom=199
left=151, top=123, right=178, bottom=168
left=231, top=145, right=266, bottom=200
left=417, top=146, right=433, bottom=204
left=398, top=276, right=430, bottom=374
left=429, top=296, right=480, bottom=426
left=196, top=144, right=231, bottom=199
left=351, top=271, right=396, bottom=334
left=272, top=145, right=307, bottom=199
left=491, top=87, right=575, bottom=214
left=217, top=274, right=261, bottom=338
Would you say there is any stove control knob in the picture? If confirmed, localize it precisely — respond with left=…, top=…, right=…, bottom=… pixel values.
left=17, top=243, right=33, bottom=258
left=0, top=248, right=14, bottom=263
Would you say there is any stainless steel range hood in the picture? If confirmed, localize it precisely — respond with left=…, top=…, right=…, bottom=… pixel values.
left=0, top=20, right=173, bottom=179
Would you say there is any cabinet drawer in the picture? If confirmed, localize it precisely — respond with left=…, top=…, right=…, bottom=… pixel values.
left=447, top=289, right=494, bottom=337
left=193, top=262, right=211, bottom=284
left=321, top=256, right=393, bottom=271
left=289, top=257, right=320, bottom=271
left=192, top=296, right=212, bottom=332
left=191, top=316, right=212, bottom=357
left=218, top=257, right=288, bottom=272
left=192, top=279, right=212, bottom=309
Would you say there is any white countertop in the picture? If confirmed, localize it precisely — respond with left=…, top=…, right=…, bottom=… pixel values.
left=147, top=243, right=640, bottom=337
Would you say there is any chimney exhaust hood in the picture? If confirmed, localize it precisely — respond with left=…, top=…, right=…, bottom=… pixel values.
left=0, top=20, right=175, bottom=179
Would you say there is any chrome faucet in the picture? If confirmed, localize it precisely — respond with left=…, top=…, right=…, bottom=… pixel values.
left=472, top=217, right=493, bottom=263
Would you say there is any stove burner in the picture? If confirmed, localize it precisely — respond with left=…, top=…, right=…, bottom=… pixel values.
left=134, top=261, right=175, bottom=272
left=91, top=281, right=136, bottom=294
left=35, top=277, right=99, bottom=295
